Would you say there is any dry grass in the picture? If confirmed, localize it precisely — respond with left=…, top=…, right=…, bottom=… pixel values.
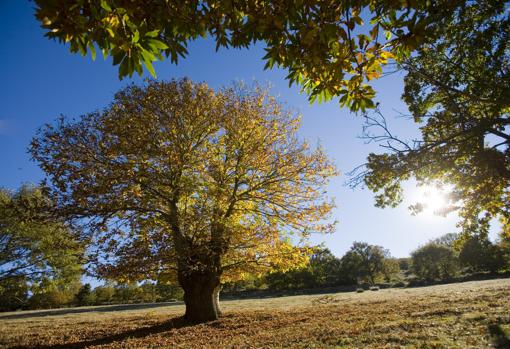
left=1, top=278, right=509, bottom=348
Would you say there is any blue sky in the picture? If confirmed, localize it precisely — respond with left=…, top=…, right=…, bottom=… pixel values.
left=0, top=1, right=475, bottom=260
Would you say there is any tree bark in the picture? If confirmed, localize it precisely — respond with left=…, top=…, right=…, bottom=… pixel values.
left=180, top=271, right=221, bottom=323
left=173, top=213, right=226, bottom=324
left=213, top=285, right=222, bottom=316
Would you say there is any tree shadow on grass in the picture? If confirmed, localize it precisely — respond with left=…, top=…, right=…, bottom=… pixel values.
left=489, top=323, right=510, bottom=349
left=0, top=302, right=183, bottom=320
left=10, top=316, right=190, bottom=349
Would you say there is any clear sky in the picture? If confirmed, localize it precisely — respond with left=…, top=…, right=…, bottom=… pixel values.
left=1, top=0, right=481, bottom=260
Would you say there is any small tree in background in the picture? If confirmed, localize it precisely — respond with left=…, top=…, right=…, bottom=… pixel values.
left=28, top=276, right=82, bottom=309
left=113, top=284, right=142, bottom=304
left=93, top=284, right=115, bottom=305
left=138, top=283, right=159, bottom=303
left=0, top=276, right=29, bottom=311
left=458, top=235, right=505, bottom=273
left=397, top=258, right=411, bottom=272
left=0, top=185, right=84, bottom=284
left=411, top=243, right=459, bottom=281
left=308, top=248, right=344, bottom=287
left=264, top=247, right=343, bottom=290
left=155, top=282, right=183, bottom=302
left=381, top=258, right=401, bottom=283
left=76, top=283, right=96, bottom=306
left=498, top=232, right=510, bottom=271
left=31, top=79, right=336, bottom=323
left=433, top=233, right=460, bottom=249
left=340, top=242, right=389, bottom=285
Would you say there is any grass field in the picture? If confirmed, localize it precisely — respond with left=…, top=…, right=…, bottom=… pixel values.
left=1, top=278, right=509, bottom=348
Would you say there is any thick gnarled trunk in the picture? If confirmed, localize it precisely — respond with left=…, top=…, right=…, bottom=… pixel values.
left=179, top=271, right=221, bottom=323
left=173, top=215, right=227, bottom=323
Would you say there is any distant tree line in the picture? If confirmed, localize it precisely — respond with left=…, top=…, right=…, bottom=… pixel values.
left=221, top=243, right=404, bottom=293
left=255, top=242, right=403, bottom=292
left=409, top=233, right=509, bottom=284
left=0, top=279, right=183, bottom=312
left=223, top=234, right=510, bottom=294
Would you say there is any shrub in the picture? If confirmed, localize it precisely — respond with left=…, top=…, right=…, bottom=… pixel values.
left=459, top=235, right=506, bottom=273
left=393, top=281, right=407, bottom=288
left=411, top=243, right=459, bottom=281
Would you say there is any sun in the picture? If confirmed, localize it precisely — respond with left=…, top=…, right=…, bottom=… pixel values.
left=414, top=184, right=451, bottom=216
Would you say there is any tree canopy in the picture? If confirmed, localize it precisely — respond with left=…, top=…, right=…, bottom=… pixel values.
left=458, top=234, right=505, bottom=273
left=340, top=241, right=389, bottom=285
left=30, top=79, right=337, bottom=322
left=34, top=0, right=469, bottom=112
left=354, top=0, right=510, bottom=236
left=0, top=185, right=84, bottom=283
left=411, top=243, right=459, bottom=281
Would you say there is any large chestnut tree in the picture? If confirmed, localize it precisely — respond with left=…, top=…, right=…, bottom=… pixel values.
left=31, top=79, right=336, bottom=323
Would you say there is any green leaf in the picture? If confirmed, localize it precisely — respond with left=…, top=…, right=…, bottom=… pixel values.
left=100, top=0, right=112, bottom=12
left=369, top=25, right=379, bottom=40
left=132, top=31, right=140, bottom=43
left=134, top=60, right=143, bottom=76
left=88, top=41, right=96, bottom=60
left=77, top=38, right=87, bottom=56
left=140, top=49, right=156, bottom=62
left=339, top=93, right=349, bottom=107
left=118, top=58, right=128, bottom=79
left=143, top=59, right=156, bottom=77
left=145, top=30, right=160, bottom=38
left=106, top=27, right=115, bottom=38
left=147, top=39, right=168, bottom=50
left=112, top=50, right=126, bottom=66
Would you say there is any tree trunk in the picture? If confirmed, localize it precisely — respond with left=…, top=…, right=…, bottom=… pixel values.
left=213, top=285, right=222, bottom=316
left=180, top=271, right=221, bottom=323
left=173, top=217, right=226, bottom=324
